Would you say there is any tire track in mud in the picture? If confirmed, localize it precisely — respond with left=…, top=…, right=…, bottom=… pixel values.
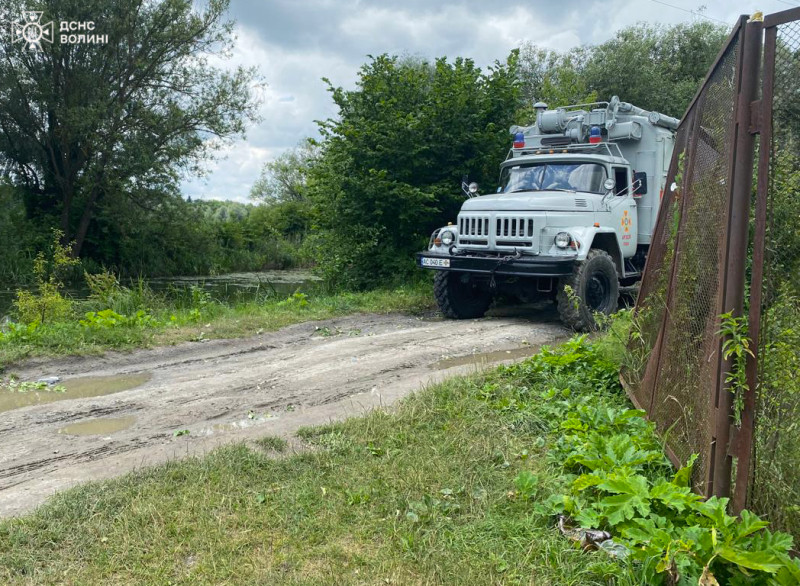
left=0, top=310, right=567, bottom=517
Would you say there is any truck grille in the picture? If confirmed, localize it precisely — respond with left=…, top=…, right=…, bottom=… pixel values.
left=458, top=215, right=490, bottom=245
left=457, top=213, right=541, bottom=251
left=459, top=216, right=490, bottom=237
left=496, top=217, right=534, bottom=239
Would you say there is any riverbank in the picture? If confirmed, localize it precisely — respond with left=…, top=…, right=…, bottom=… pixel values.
left=0, top=283, right=434, bottom=368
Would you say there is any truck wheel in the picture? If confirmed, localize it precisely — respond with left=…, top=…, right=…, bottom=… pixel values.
left=556, top=249, right=619, bottom=331
left=434, top=271, right=492, bottom=319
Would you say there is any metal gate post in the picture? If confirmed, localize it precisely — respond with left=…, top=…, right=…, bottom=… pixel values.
left=732, top=12, right=782, bottom=514
left=711, top=17, right=763, bottom=499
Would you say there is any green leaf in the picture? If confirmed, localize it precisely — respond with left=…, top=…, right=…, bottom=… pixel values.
left=598, top=492, right=650, bottom=526
left=572, top=473, right=604, bottom=492
left=619, top=519, right=656, bottom=544
left=736, top=509, right=770, bottom=539
left=694, top=497, right=735, bottom=530
left=514, top=470, right=538, bottom=498
left=717, top=546, right=783, bottom=574
left=650, top=480, right=699, bottom=512
left=598, top=473, right=650, bottom=497
left=749, top=528, right=794, bottom=555
left=773, top=556, right=800, bottom=585
left=673, top=453, right=698, bottom=487
left=575, top=507, right=603, bottom=529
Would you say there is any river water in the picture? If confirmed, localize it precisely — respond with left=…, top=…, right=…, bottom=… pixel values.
left=0, top=269, right=321, bottom=319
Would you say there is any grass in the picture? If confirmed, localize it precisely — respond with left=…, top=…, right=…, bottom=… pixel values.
left=0, top=346, right=621, bottom=585
left=2, top=331, right=795, bottom=584
left=0, top=282, right=435, bottom=367
left=4, top=321, right=793, bottom=584
left=255, top=435, right=289, bottom=453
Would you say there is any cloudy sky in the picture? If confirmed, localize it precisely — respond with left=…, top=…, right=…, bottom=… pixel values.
left=181, top=0, right=797, bottom=202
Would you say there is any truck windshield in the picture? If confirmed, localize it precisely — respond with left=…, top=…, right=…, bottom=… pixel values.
left=499, top=162, right=608, bottom=194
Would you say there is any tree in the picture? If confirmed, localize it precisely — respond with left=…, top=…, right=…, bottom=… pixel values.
left=0, top=0, right=259, bottom=257
left=516, top=22, right=726, bottom=119
left=517, top=44, right=595, bottom=120
left=250, top=139, right=318, bottom=203
left=583, top=21, right=727, bottom=117
left=307, top=53, right=520, bottom=289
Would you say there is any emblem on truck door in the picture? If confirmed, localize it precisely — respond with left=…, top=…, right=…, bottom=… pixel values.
left=621, top=209, right=633, bottom=245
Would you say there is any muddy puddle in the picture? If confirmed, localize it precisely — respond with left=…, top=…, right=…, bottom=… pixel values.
left=58, top=416, right=137, bottom=436
left=431, top=346, right=537, bottom=370
left=201, top=414, right=279, bottom=436
left=0, top=373, right=152, bottom=413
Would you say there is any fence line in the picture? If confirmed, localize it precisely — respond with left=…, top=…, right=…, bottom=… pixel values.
left=621, top=7, right=800, bottom=539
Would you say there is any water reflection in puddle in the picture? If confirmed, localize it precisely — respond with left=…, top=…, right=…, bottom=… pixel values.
left=202, top=414, right=279, bottom=436
left=0, top=373, right=152, bottom=413
left=431, top=347, right=537, bottom=370
left=58, top=416, right=137, bottom=436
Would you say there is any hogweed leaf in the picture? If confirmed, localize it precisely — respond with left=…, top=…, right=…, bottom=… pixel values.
left=717, top=546, right=783, bottom=574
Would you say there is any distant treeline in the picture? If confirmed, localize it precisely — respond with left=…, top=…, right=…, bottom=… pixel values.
left=0, top=189, right=311, bottom=283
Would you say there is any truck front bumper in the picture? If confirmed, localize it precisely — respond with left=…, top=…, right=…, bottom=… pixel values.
left=416, top=252, right=575, bottom=277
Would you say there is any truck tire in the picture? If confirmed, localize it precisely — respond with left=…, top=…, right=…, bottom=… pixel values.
left=556, top=249, right=619, bottom=331
left=434, top=270, right=492, bottom=319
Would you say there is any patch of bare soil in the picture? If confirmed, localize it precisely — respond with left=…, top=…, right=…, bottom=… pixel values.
left=0, top=310, right=567, bottom=517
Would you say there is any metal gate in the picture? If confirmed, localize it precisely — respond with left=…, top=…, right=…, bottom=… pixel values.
left=622, top=7, right=800, bottom=538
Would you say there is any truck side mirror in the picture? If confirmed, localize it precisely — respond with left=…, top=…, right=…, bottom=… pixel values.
left=633, top=172, right=648, bottom=196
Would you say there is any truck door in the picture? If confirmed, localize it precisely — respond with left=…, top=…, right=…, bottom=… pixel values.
left=611, top=166, right=637, bottom=258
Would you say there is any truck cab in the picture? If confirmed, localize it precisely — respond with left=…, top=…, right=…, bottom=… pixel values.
left=417, top=96, right=677, bottom=330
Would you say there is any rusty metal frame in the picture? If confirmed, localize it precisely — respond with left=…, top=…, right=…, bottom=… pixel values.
left=709, top=17, right=763, bottom=499
left=764, top=6, right=800, bottom=27
left=643, top=16, right=749, bottom=496
left=731, top=14, right=779, bottom=514
left=624, top=7, right=800, bottom=510
left=624, top=15, right=760, bottom=498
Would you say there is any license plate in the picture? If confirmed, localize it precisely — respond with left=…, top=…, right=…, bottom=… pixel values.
left=421, top=257, right=450, bottom=268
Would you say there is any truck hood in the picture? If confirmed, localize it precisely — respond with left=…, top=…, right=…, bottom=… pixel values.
left=461, top=190, right=600, bottom=212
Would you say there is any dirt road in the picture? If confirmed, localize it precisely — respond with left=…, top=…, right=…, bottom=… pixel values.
left=0, top=309, right=567, bottom=518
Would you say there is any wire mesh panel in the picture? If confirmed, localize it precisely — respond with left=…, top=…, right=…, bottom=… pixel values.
left=623, top=123, right=689, bottom=397
left=625, top=8, right=800, bottom=525
left=622, top=24, right=743, bottom=494
left=748, top=13, right=800, bottom=540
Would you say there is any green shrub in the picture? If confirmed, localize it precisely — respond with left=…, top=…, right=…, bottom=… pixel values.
left=13, top=231, right=79, bottom=325
left=480, top=336, right=799, bottom=585
left=79, top=309, right=160, bottom=329
left=307, top=54, right=520, bottom=289
left=84, top=270, right=121, bottom=307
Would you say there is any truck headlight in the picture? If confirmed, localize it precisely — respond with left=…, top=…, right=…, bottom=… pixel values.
left=554, top=232, right=572, bottom=249
left=440, top=230, right=455, bottom=246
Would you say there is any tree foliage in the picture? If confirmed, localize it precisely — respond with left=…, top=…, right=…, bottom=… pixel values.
left=517, top=45, right=595, bottom=121
left=518, top=21, right=727, bottom=119
left=14, top=230, right=79, bottom=324
left=250, top=139, right=319, bottom=204
left=302, top=22, right=727, bottom=290
left=584, top=21, right=728, bottom=117
left=0, top=18, right=732, bottom=288
left=0, top=0, right=259, bottom=257
left=307, top=54, right=520, bottom=289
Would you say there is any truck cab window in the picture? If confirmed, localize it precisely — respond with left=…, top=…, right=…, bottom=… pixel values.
left=500, top=162, right=608, bottom=194
left=613, top=167, right=629, bottom=196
